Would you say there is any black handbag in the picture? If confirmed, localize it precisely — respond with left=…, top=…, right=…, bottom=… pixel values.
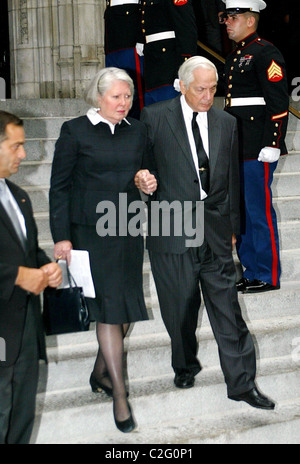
left=43, top=263, right=90, bottom=336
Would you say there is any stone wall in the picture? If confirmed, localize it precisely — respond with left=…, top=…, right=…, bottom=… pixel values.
left=8, top=0, right=106, bottom=99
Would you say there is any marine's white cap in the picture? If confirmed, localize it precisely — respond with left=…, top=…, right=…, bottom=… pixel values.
left=222, top=0, right=267, bottom=13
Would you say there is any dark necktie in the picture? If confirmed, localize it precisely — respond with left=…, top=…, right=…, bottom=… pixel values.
left=0, top=181, right=27, bottom=251
left=192, top=112, right=210, bottom=195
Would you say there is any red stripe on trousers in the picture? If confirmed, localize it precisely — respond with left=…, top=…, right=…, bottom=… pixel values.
left=134, top=49, right=144, bottom=111
left=264, top=162, right=278, bottom=286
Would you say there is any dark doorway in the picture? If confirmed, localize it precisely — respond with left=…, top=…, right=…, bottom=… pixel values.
left=0, top=1, right=11, bottom=98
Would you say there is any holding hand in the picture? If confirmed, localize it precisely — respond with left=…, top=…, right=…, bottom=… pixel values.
left=54, top=240, right=73, bottom=264
left=258, top=147, right=280, bottom=163
left=15, top=267, right=49, bottom=295
left=134, top=169, right=157, bottom=195
left=41, top=263, right=62, bottom=288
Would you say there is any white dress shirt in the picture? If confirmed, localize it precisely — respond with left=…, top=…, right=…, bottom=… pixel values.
left=180, top=95, right=209, bottom=200
left=0, top=178, right=27, bottom=238
left=86, top=107, right=131, bottom=134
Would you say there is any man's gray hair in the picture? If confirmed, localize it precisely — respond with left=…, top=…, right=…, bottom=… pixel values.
left=178, top=56, right=218, bottom=89
left=84, top=67, right=134, bottom=108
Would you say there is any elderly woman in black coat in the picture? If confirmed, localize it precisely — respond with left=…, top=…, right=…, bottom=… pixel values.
left=49, top=67, right=157, bottom=433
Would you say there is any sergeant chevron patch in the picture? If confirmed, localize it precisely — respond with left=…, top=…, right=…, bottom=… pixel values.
left=267, top=60, right=283, bottom=82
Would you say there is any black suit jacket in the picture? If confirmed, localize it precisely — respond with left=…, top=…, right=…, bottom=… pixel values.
left=0, top=180, right=50, bottom=367
left=141, top=96, right=240, bottom=256
left=49, top=115, right=156, bottom=243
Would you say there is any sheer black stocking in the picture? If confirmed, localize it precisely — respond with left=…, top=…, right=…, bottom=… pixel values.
left=92, top=322, right=130, bottom=422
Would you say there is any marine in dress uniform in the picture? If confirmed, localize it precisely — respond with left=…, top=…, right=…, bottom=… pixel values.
left=222, top=0, right=289, bottom=293
left=141, top=0, right=198, bottom=105
left=104, top=0, right=144, bottom=118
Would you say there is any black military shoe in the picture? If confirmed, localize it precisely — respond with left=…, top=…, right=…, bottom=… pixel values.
left=243, top=279, right=280, bottom=294
left=236, top=277, right=251, bottom=292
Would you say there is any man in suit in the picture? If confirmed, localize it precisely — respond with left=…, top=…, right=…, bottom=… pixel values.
left=0, top=111, right=62, bottom=444
left=137, top=56, right=274, bottom=409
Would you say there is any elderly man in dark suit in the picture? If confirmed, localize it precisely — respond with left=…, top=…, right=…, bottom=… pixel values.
left=0, top=111, right=62, bottom=444
left=137, top=56, right=274, bottom=410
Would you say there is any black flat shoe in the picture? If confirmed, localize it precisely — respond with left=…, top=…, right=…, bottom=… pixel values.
left=114, top=401, right=136, bottom=433
left=229, top=387, right=275, bottom=410
left=89, top=373, right=113, bottom=398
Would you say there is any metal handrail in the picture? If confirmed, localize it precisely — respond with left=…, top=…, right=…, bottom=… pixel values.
left=197, top=40, right=300, bottom=120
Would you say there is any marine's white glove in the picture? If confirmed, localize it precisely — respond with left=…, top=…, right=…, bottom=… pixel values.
left=173, top=78, right=181, bottom=92
left=135, top=43, right=144, bottom=56
left=258, top=147, right=281, bottom=163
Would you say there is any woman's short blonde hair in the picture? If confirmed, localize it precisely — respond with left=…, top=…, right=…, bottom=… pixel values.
left=84, top=67, right=134, bottom=107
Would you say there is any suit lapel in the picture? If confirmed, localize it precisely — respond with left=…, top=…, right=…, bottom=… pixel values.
left=166, top=97, right=197, bottom=172
left=166, top=99, right=222, bottom=181
left=2, top=180, right=30, bottom=253
left=207, top=107, right=221, bottom=181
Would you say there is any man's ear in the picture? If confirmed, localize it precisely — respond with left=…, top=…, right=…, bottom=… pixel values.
left=179, top=80, right=186, bottom=95
left=247, top=15, right=256, bottom=29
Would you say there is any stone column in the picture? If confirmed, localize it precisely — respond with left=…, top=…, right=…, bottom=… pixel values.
left=8, top=0, right=106, bottom=99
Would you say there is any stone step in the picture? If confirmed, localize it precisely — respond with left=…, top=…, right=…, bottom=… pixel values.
left=22, top=135, right=298, bottom=164
left=37, top=241, right=300, bottom=284
left=64, top=394, right=300, bottom=445
left=1, top=98, right=89, bottom=118
left=34, top=211, right=300, bottom=251
left=272, top=172, right=300, bottom=197
left=14, top=157, right=300, bottom=191
left=41, top=279, right=300, bottom=345
left=277, top=152, right=300, bottom=172
left=278, top=221, right=300, bottom=250
left=25, top=139, right=56, bottom=162
left=18, top=184, right=299, bottom=225
left=41, top=314, right=300, bottom=393
left=274, top=196, right=300, bottom=222
left=32, top=356, right=299, bottom=444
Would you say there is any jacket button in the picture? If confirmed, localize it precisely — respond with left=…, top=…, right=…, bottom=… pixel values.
left=194, top=179, right=199, bottom=184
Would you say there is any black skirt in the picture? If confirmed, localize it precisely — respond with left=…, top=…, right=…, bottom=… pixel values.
left=71, top=224, right=149, bottom=325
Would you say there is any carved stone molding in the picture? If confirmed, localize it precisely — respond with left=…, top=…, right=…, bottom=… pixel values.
left=9, top=0, right=106, bottom=98
left=18, top=0, right=29, bottom=45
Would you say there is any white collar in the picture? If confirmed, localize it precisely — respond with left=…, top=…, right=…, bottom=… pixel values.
left=86, top=107, right=131, bottom=133
left=180, top=95, right=208, bottom=129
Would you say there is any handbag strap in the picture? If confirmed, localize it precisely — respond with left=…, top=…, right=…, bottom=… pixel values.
left=66, top=263, right=79, bottom=289
left=57, top=259, right=79, bottom=289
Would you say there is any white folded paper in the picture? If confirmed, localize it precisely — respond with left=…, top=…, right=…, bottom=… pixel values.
left=58, top=250, right=96, bottom=298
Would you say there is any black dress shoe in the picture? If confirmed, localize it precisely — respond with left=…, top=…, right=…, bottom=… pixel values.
left=243, top=279, right=280, bottom=294
left=89, top=373, right=113, bottom=397
left=114, top=401, right=136, bottom=433
left=229, top=387, right=275, bottom=410
left=236, top=277, right=251, bottom=292
left=174, top=371, right=195, bottom=389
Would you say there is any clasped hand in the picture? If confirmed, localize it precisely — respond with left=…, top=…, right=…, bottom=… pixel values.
left=16, top=263, right=62, bottom=295
left=134, top=169, right=157, bottom=195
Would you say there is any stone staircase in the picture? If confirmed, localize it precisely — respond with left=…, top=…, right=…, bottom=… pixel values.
left=1, top=98, right=299, bottom=444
